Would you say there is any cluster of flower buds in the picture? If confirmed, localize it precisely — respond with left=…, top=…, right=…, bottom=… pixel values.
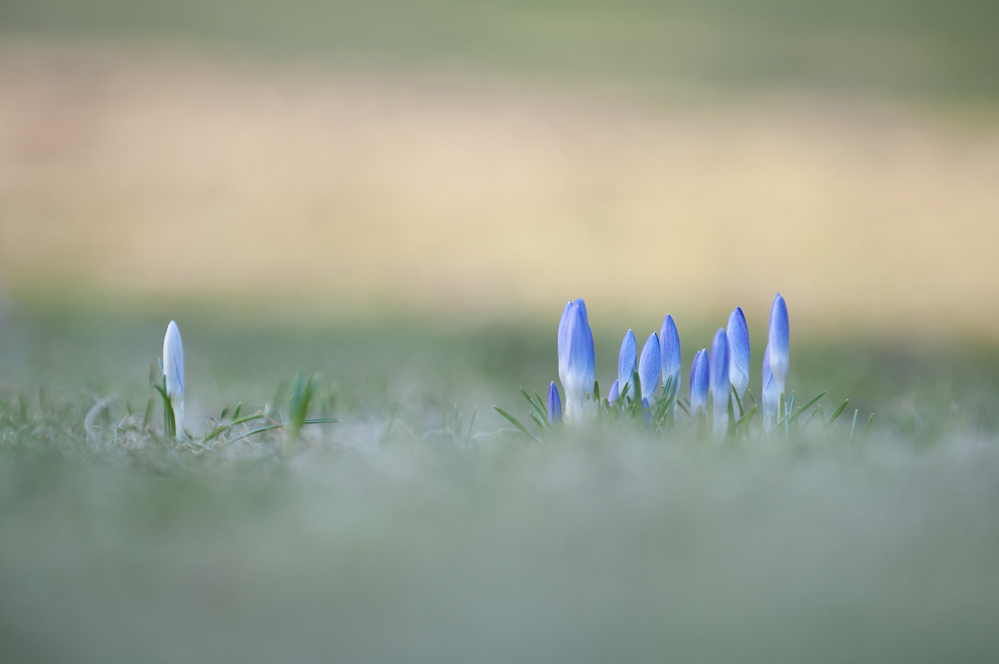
left=547, top=294, right=790, bottom=432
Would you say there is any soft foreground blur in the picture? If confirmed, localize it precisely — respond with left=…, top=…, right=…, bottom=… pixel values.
left=3, top=430, right=999, bottom=663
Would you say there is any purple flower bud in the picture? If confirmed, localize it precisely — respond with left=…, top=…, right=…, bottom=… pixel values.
left=727, top=307, right=750, bottom=401
left=690, top=349, right=709, bottom=413
left=557, top=300, right=572, bottom=388
left=617, top=330, right=637, bottom=400
left=547, top=381, right=562, bottom=425
left=639, top=332, right=661, bottom=402
left=660, top=315, right=681, bottom=398
left=163, top=320, right=184, bottom=430
left=768, top=293, right=789, bottom=398
left=608, top=379, right=620, bottom=405
left=562, top=299, right=595, bottom=423
left=710, top=328, right=730, bottom=436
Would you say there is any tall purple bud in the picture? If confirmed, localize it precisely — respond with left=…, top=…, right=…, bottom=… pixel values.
left=638, top=332, right=661, bottom=402
left=709, top=328, right=730, bottom=437
left=689, top=349, right=709, bottom=413
left=727, top=307, right=750, bottom=401
left=768, top=293, right=790, bottom=398
left=557, top=300, right=572, bottom=390
left=660, top=315, right=681, bottom=399
left=163, top=320, right=184, bottom=432
left=617, top=330, right=637, bottom=400
left=561, top=299, right=595, bottom=424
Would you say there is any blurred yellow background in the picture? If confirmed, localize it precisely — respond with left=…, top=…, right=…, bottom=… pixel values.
left=1, top=1, right=998, bottom=335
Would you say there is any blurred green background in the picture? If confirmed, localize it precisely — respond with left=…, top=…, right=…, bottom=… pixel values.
left=3, top=2, right=999, bottom=662
left=1, top=0, right=998, bottom=332
left=3, top=0, right=998, bottom=103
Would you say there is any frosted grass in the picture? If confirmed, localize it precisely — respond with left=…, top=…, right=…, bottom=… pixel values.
left=1, top=307, right=998, bottom=662
left=2, top=418, right=998, bottom=663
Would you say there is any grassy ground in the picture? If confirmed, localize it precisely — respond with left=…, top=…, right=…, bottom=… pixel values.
left=3, top=1, right=999, bottom=660
left=2, top=305, right=999, bottom=662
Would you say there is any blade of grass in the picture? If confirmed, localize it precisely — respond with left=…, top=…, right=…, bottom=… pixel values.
left=732, top=387, right=745, bottom=418
left=521, top=389, right=548, bottom=427
left=533, top=391, right=548, bottom=419
left=862, top=413, right=874, bottom=441
left=494, top=407, right=541, bottom=442
left=827, top=400, right=850, bottom=427
left=734, top=405, right=757, bottom=430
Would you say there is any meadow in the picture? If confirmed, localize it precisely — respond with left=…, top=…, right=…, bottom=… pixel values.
left=2, top=0, right=999, bottom=660
left=2, top=303, right=999, bottom=662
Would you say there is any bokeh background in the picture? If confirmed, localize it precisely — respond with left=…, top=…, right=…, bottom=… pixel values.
left=4, top=4, right=999, bottom=663
left=2, top=0, right=998, bottom=335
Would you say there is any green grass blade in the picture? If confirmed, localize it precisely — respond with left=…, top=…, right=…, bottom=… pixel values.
left=827, top=400, right=850, bottom=427
left=154, top=384, right=176, bottom=439
left=732, top=387, right=744, bottom=418
left=494, top=407, right=541, bottom=442
left=530, top=412, right=546, bottom=435
left=533, top=391, right=548, bottom=419
left=231, top=423, right=285, bottom=443
left=734, top=405, right=757, bottom=430
left=791, top=392, right=826, bottom=423
left=521, top=389, right=548, bottom=427
left=466, top=408, right=477, bottom=437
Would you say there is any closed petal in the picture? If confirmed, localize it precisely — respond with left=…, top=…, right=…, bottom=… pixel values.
left=726, top=307, right=750, bottom=399
left=660, top=314, right=681, bottom=397
left=163, top=320, right=184, bottom=400
left=563, top=299, right=596, bottom=420
left=762, top=344, right=779, bottom=421
left=547, top=381, right=562, bottom=424
left=768, top=293, right=790, bottom=394
left=709, top=328, right=729, bottom=401
left=710, top=328, right=730, bottom=436
left=608, top=379, right=620, bottom=405
left=690, top=349, right=710, bottom=412
left=617, top=330, right=637, bottom=398
left=689, top=349, right=701, bottom=398
left=639, top=332, right=661, bottom=401
left=557, top=300, right=572, bottom=385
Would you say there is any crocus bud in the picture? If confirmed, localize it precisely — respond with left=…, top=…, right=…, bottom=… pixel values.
left=608, top=379, right=620, bottom=405
left=768, top=293, right=789, bottom=398
left=639, top=332, right=661, bottom=402
left=762, top=344, right=779, bottom=430
left=562, top=299, right=595, bottom=423
left=689, top=349, right=709, bottom=413
left=163, top=320, right=184, bottom=430
left=617, top=330, right=637, bottom=400
left=660, top=314, right=681, bottom=399
left=557, top=300, right=572, bottom=389
left=709, top=328, right=730, bottom=436
left=547, top=381, right=562, bottom=425
left=727, top=307, right=750, bottom=401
